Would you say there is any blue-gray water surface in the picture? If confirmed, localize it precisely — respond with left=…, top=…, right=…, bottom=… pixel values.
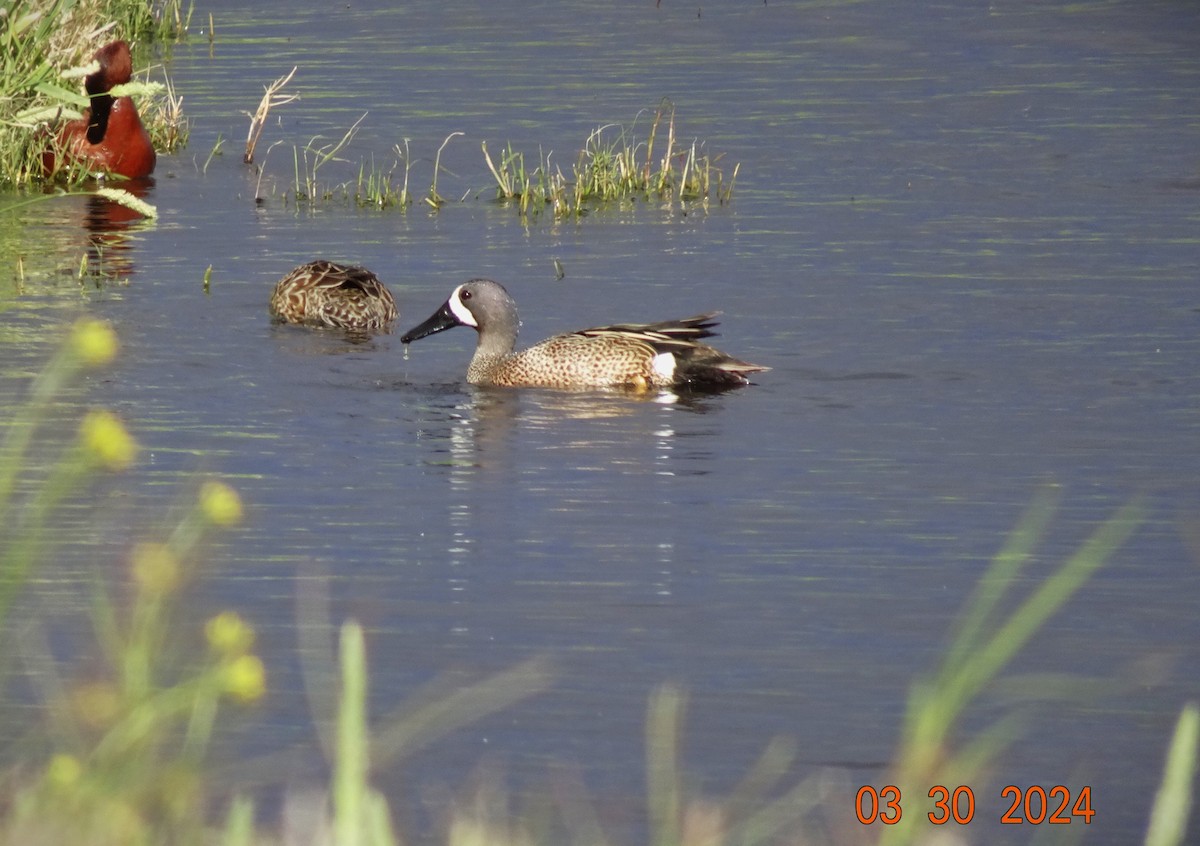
left=2, top=1, right=1199, bottom=842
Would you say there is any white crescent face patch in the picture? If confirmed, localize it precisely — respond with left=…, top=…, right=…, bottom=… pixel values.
left=448, top=284, right=478, bottom=327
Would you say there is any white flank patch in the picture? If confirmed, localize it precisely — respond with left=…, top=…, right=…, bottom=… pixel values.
left=651, top=352, right=677, bottom=382
left=448, top=285, right=478, bottom=327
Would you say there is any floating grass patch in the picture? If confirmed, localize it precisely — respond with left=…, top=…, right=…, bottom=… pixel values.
left=251, top=102, right=736, bottom=219
left=290, top=114, right=367, bottom=203
left=263, top=129, right=465, bottom=212
left=484, top=101, right=740, bottom=220
left=354, top=141, right=413, bottom=209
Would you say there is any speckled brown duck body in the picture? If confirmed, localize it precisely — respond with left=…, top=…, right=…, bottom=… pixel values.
left=400, top=278, right=768, bottom=390
left=269, top=260, right=398, bottom=331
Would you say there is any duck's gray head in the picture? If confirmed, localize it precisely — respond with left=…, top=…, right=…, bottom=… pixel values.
left=400, top=278, right=520, bottom=347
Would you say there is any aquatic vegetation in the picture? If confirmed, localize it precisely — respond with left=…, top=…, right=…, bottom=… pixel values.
left=139, top=66, right=188, bottom=154
left=425, top=130, right=465, bottom=209
left=243, top=65, right=298, bottom=165
left=483, top=102, right=739, bottom=220
left=107, top=0, right=195, bottom=43
left=254, top=102, right=737, bottom=219
left=290, top=114, right=367, bottom=203
left=203, top=133, right=225, bottom=175
left=355, top=141, right=413, bottom=210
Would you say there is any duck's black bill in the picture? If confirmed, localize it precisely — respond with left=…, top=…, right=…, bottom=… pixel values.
left=400, top=303, right=459, bottom=344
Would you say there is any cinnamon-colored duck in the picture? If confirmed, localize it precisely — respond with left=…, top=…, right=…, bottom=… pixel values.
left=44, top=40, right=156, bottom=179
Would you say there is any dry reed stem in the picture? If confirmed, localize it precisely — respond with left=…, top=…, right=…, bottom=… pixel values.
left=244, top=66, right=298, bottom=164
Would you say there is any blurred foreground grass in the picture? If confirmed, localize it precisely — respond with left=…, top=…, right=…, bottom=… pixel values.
left=0, top=325, right=1194, bottom=845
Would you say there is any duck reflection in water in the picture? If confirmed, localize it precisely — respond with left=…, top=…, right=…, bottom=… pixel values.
left=76, top=185, right=156, bottom=282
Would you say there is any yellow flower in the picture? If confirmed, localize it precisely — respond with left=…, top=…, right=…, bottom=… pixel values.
left=70, top=317, right=118, bottom=366
left=130, top=542, right=181, bottom=595
left=223, top=655, right=266, bottom=703
left=71, top=681, right=121, bottom=729
left=199, top=481, right=243, bottom=527
left=205, top=611, right=255, bottom=656
left=45, top=754, right=83, bottom=789
left=79, top=409, right=138, bottom=470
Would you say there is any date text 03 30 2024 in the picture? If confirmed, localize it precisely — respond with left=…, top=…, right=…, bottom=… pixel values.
left=855, top=785, right=1095, bottom=826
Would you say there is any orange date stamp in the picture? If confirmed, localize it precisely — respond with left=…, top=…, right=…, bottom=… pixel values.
left=855, top=784, right=1095, bottom=825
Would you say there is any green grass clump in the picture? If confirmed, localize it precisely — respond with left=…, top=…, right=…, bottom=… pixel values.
left=290, top=116, right=366, bottom=204
left=0, top=0, right=190, bottom=188
left=106, top=0, right=194, bottom=45
left=251, top=102, right=736, bottom=219
left=354, top=144, right=413, bottom=210
left=484, top=101, right=739, bottom=220
left=271, top=125, right=462, bottom=213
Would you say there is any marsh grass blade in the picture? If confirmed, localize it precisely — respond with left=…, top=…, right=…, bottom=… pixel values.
left=1144, top=703, right=1199, bottom=846
left=334, top=621, right=373, bottom=846
left=883, top=490, right=1147, bottom=845
left=244, top=66, right=298, bottom=164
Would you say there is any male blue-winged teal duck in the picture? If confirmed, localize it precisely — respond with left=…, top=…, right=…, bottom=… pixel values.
left=400, top=278, right=768, bottom=390
left=269, top=260, right=398, bottom=331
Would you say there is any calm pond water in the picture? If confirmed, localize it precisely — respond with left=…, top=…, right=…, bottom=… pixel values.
left=3, top=0, right=1200, bottom=841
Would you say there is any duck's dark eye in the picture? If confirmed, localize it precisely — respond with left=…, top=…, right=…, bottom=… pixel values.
left=461, top=289, right=472, bottom=300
